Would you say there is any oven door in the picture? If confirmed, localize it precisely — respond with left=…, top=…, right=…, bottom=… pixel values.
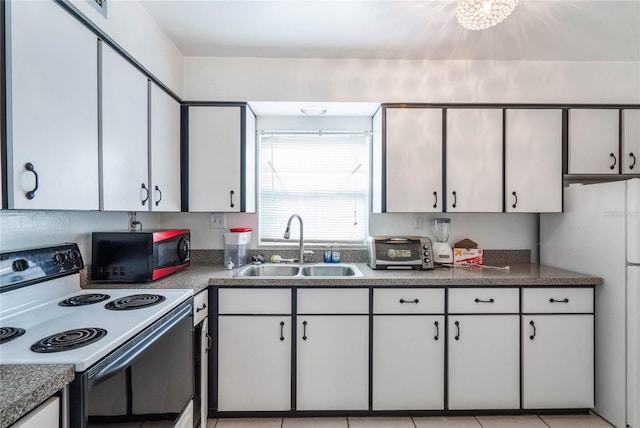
left=69, top=300, right=194, bottom=427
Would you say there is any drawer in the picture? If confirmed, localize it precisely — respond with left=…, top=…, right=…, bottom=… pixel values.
left=448, top=288, right=519, bottom=314
left=373, top=288, right=444, bottom=314
left=218, top=289, right=291, bottom=314
left=297, top=289, right=369, bottom=314
left=522, top=288, right=593, bottom=313
left=193, top=289, right=208, bottom=325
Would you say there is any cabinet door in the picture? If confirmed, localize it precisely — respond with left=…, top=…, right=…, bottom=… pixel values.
left=12, top=397, right=59, bottom=428
left=218, top=316, right=291, bottom=411
left=373, top=315, right=444, bottom=410
left=446, top=109, right=503, bottom=212
left=150, top=83, right=181, bottom=212
left=7, top=0, right=99, bottom=210
left=622, top=109, right=640, bottom=174
left=386, top=108, right=443, bottom=212
left=448, top=315, right=520, bottom=410
left=188, top=106, right=241, bottom=212
left=505, top=109, right=562, bottom=213
left=101, top=43, right=149, bottom=211
left=523, top=315, right=594, bottom=409
left=297, top=316, right=369, bottom=410
left=569, top=109, right=620, bottom=174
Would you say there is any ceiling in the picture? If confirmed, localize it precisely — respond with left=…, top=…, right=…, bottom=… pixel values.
left=139, top=0, right=640, bottom=62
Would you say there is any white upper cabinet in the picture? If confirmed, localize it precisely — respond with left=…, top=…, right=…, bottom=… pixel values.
left=446, top=109, right=503, bottom=212
left=505, top=109, right=563, bottom=213
left=188, top=106, right=255, bottom=212
left=7, top=0, right=99, bottom=210
left=100, top=43, right=149, bottom=211
left=569, top=109, right=620, bottom=174
left=149, top=83, right=181, bottom=212
left=622, top=109, right=640, bottom=174
left=385, top=108, right=443, bottom=212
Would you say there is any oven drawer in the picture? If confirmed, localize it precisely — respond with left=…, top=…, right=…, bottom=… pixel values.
left=219, top=289, right=291, bottom=314
left=449, top=288, right=519, bottom=313
left=373, top=288, right=444, bottom=314
left=522, top=288, right=593, bottom=313
left=193, top=289, right=208, bottom=325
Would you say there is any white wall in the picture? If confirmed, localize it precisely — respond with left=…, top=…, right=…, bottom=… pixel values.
left=69, top=0, right=184, bottom=96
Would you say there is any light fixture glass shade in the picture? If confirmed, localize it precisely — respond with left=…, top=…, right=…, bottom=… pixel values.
left=456, top=0, right=518, bottom=30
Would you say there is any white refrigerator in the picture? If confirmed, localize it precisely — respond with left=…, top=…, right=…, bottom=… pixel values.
left=540, top=178, right=640, bottom=428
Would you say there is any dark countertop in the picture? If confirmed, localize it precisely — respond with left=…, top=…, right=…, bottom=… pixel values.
left=0, top=364, right=74, bottom=428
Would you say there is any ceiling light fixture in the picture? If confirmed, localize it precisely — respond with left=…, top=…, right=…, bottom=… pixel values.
left=456, top=0, right=518, bottom=30
left=300, top=106, right=327, bottom=116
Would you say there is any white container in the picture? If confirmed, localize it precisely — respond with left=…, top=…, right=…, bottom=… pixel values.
left=223, top=232, right=251, bottom=268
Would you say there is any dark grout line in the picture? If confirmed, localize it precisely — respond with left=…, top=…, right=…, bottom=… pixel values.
left=537, top=414, right=552, bottom=428
left=410, top=416, right=418, bottom=428
left=474, top=416, right=485, bottom=428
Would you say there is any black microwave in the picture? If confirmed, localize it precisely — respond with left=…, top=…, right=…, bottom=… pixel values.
left=91, top=229, right=190, bottom=282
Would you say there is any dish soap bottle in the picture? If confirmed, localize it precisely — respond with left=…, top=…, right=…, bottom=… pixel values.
left=331, top=243, right=341, bottom=263
left=324, top=244, right=333, bottom=263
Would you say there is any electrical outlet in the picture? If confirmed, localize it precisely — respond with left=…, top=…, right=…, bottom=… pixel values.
left=413, top=215, right=424, bottom=229
left=210, top=214, right=226, bottom=229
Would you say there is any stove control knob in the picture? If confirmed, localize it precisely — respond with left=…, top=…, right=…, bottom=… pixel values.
left=12, top=259, right=29, bottom=272
left=53, top=253, right=66, bottom=265
left=68, top=250, right=81, bottom=262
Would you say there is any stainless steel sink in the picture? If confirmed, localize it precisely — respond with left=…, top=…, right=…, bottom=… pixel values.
left=300, top=265, right=362, bottom=277
left=236, top=265, right=300, bottom=277
left=235, top=263, right=363, bottom=278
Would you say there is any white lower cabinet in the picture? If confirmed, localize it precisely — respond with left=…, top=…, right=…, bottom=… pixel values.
left=373, top=315, right=444, bottom=410
left=217, top=316, right=291, bottom=411
left=12, top=396, right=59, bottom=428
left=448, top=315, right=520, bottom=410
left=296, top=315, right=369, bottom=411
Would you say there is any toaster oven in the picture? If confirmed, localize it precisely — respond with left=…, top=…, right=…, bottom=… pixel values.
left=367, top=236, right=434, bottom=270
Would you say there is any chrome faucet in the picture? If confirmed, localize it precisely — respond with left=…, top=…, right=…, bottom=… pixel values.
left=284, top=214, right=305, bottom=264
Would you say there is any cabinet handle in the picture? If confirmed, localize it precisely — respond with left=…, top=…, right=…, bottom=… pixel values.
left=154, top=185, right=163, bottom=207
left=302, top=320, right=307, bottom=341
left=24, top=163, right=39, bottom=200
left=630, top=152, right=637, bottom=170
left=399, top=298, right=419, bottom=304
left=529, top=320, right=536, bottom=340
left=196, top=303, right=207, bottom=313
left=280, top=321, right=285, bottom=341
left=141, top=183, right=149, bottom=206
left=512, top=191, right=518, bottom=209
left=229, top=190, right=235, bottom=208
left=454, top=320, right=460, bottom=341
left=205, top=332, right=212, bottom=351
left=434, top=321, right=440, bottom=341
left=549, top=298, right=569, bottom=303
left=474, top=298, right=495, bottom=303
left=610, top=153, right=617, bottom=170
left=452, top=191, right=457, bottom=209
left=433, top=191, right=438, bottom=209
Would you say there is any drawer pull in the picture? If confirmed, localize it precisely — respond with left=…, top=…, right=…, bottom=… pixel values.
left=549, top=298, right=569, bottom=303
left=302, top=320, right=308, bottom=341
left=280, top=321, right=285, bottom=341
left=196, top=303, right=207, bottom=313
left=610, top=153, right=617, bottom=170
left=474, top=298, right=495, bottom=303
left=399, top=298, right=419, bottom=304
left=454, top=320, right=460, bottom=341
left=529, top=320, right=536, bottom=340
left=434, top=321, right=440, bottom=341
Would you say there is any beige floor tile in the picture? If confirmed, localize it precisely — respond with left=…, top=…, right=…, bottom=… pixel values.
left=539, top=414, right=614, bottom=428
left=475, top=415, right=547, bottom=428
left=214, top=418, right=283, bottom=428
left=413, top=416, right=482, bottom=428
left=282, top=417, right=348, bottom=428
left=206, top=419, right=219, bottom=428
left=348, top=416, right=415, bottom=428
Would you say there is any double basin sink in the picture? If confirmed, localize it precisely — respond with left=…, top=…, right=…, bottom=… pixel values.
left=236, top=263, right=363, bottom=278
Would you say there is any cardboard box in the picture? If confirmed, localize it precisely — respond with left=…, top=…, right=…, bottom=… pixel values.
left=453, top=248, right=484, bottom=265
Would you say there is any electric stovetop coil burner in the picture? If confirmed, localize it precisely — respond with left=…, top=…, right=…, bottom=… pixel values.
left=30, top=327, right=108, bottom=353
left=0, top=327, right=26, bottom=344
left=59, top=293, right=111, bottom=306
left=105, top=294, right=166, bottom=310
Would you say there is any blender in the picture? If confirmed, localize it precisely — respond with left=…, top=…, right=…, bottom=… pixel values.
left=431, top=218, right=453, bottom=264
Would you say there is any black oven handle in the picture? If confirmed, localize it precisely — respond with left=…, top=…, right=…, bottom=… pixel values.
left=87, top=302, right=192, bottom=388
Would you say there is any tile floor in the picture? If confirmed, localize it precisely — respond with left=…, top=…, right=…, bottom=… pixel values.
left=205, top=413, right=614, bottom=428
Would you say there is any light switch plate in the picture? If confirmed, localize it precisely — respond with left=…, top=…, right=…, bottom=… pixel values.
left=210, top=214, right=226, bottom=229
left=413, top=215, right=424, bottom=229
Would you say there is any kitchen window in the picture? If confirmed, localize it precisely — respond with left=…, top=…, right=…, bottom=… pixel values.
left=258, top=131, right=370, bottom=245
